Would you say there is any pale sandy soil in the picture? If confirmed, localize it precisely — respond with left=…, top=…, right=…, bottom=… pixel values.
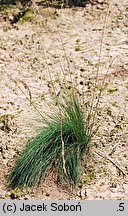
left=0, top=0, right=128, bottom=199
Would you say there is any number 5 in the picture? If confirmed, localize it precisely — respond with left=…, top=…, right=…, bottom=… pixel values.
left=119, top=203, right=124, bottom=211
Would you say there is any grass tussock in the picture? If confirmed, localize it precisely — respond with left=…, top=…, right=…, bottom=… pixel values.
left=9, top=93, right=91, bottom=189
left=8, top=0, right=110, bottom=190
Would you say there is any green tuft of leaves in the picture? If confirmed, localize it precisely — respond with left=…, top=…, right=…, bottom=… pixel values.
left=9, top=95, right=90, bottom=189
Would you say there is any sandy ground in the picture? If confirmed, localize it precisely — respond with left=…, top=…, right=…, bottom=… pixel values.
left=0, top=0, right=128, bottom=199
